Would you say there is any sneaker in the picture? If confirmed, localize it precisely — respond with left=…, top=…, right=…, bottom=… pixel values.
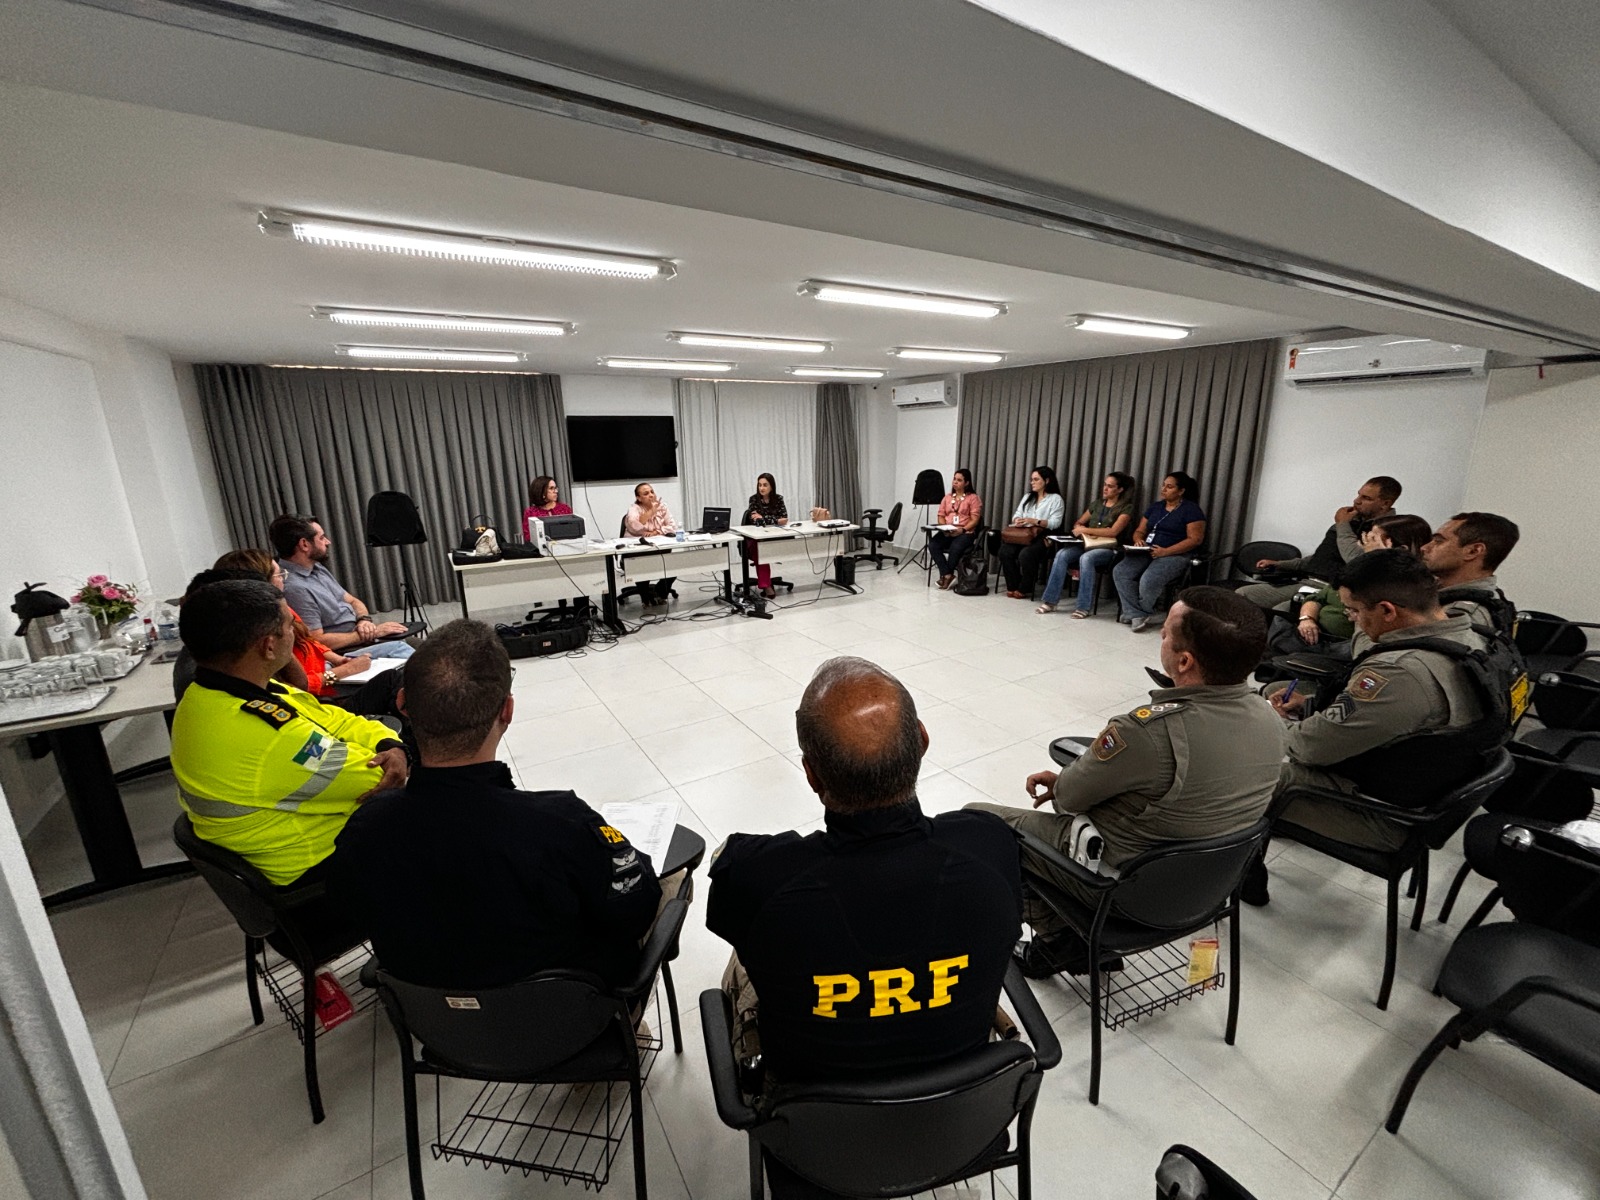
left=1241, top=859, right=1270, bottom=907
left=1130, top=616, right=1156, bottom=632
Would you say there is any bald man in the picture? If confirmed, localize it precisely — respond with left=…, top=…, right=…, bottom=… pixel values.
left=705, top=657, right=1021, bottom=1093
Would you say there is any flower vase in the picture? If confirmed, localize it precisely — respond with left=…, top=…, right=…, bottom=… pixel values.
left=93, top=616, right=121, bottom=648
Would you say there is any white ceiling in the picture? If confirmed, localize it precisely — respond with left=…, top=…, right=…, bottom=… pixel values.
left=2, top=0, right=1599, bottom=375
left=0, top=83, right=1305, bottom=376
left=1430, top=0, right=1600, bottom=162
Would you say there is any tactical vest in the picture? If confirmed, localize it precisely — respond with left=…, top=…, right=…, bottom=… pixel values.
left=1438, top=583, right=1518, bottom=639
left=1333, top=632, right=1527, bottom=804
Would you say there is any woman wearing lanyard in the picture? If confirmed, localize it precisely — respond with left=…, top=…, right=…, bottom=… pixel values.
left=929, top=467, right=983, bottom=588
left=1112, top=471, right=1207, bottom=631
left=997, top=466, right=1066, bottom=598
left=1034, top=471, right=1137, bottom=617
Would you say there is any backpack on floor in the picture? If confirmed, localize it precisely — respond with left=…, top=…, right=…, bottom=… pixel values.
left=951, top=543, right=990, bottom=596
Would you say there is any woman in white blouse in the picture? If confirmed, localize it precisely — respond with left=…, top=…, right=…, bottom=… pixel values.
left=997, top=465, right=1066, bottom=598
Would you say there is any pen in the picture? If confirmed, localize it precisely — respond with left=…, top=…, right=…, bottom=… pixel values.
left=1281, top=678, right=1299, bottom=704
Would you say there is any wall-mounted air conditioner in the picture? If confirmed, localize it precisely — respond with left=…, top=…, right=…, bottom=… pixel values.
left=891, top=378, right=956, bottom=409
left=1285, top=335, right=1488, bottom=386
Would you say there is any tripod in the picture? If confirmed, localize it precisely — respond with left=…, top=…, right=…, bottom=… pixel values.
left=896, top=504, right=934, bottom=575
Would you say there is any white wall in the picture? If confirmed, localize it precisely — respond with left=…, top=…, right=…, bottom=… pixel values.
left=559, top=374, right=683, bottom=535
left=0, top=294, right=230, bottom=834
left=1464, top=362, right=1600, bottom=617
left=854, top=383, right=899, bottom=519
left=889, top=379, right=963, bottom=549
left=1247, top=355, right=1489, bottom=549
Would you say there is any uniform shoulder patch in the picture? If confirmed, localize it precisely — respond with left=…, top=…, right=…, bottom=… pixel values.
left=1348, top=669, right=1389, bottom=701
left=240, top=698, right=295, bottom=728
left=1130, top=701, right=1186, bottom=723
left=594, top=823, right=628, bottom=846
left=1092, top=724, right=1128, bottom=762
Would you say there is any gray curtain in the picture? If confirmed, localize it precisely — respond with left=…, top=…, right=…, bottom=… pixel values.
left=956, top=340, right=1276, bottom=559
left=193, top=365, right=570, bottom=610
left=813, top=383, right=862, bottom=521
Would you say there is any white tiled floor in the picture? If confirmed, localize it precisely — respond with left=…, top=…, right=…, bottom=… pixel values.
left=29, top=565, right=1600, bottom=1199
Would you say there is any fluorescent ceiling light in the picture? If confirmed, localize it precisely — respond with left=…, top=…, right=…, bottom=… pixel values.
left=891, top=347, right=1004, bottom=364
left=669, top=331, right=829, bottom=353
left=337, top=345, right=524, bottom=364
left=800, top=280, right=1006, bottom=319
left=315, top=307, right=572, bottom=336
left=790, top=367, right=885, bottom=379
left=1067, top=314, right=1190, bottom=340
left=602, top=358, right=735, bottom=372
left=260, top=210, right=676, bottom=280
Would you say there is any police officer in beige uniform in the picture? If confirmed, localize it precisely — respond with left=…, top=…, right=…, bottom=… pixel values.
left=969, top=586, right=1286, bottom=977
left=1248, top=550, right=1518, bottom=904
left=1421, top=511, right=1520, bottom=637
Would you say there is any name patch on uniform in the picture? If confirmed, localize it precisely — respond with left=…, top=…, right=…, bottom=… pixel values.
left=292, top=731, right=327, bottom=767
left=445, top=996, right=481, bottom=1010
left=1092, top=725, right=1127, bottom=762
left=241, top=698, right=294, bottom=728
left=1349, top=670, right=1389, bottom=701
left=1131, top=702, right=1184, bottom=723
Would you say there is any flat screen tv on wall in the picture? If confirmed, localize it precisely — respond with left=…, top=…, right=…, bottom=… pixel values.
left=566, top=415, right=679, bottom=482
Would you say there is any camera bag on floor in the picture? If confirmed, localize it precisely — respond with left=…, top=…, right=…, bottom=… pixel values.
left=496, top=601, right=590, bottom=658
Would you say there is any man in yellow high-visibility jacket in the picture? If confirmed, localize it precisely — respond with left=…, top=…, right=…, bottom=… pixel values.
left=172, top=578, right=409, bottom=887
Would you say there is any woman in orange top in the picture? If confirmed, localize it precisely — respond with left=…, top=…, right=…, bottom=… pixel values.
left=213, top=549, right=374, bottom=697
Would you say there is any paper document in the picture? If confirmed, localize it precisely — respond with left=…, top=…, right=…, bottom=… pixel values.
left=341, top=657, right=405, bottom=683
left=601, top=799, right=681, bottom=867
left=644, top=535, right=679, bottom=547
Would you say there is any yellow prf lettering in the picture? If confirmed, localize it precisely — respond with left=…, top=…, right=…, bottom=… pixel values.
left=868, top=968, right=922, bottom=1017
left=812, top=974, right=860, bottom=1018
left=926, top=955, right=968, bottom=1009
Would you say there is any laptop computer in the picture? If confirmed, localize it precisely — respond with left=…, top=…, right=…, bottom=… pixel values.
left=694, top=506, right=732, bottom=534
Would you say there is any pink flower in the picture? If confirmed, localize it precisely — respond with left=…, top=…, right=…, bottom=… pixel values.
left=87, top=574, right=109, bottom=586
left=70, top=592, right=83, bottom=604
left=102, top=587, right=122, bottom=600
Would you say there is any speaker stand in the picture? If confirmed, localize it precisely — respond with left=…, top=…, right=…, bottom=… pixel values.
left=895, top=505, right=933, bottom=574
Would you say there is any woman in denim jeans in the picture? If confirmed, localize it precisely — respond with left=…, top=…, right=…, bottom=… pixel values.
left=1035, top=471, right=1137, bottom=617
left=1113, top=472, right=1207, bottom=632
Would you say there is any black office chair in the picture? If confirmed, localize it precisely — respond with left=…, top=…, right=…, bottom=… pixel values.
left=1435, top=742, right=1597, bottom=929
left=1157, top=1145, right=1262, bottom=1200
left=371, top=892, right=691, bottom=1200
left=1272, top=749, right=1515, bottom=1009
left=1521, top=670, right=1600, bottom=757
left=1386, top=823, right=1600, bottom=1136
left=853, top=502, right=903, bottom=569
left=1206, top=540, right=1303, bottom=590
left=365, top=490, right=430, bottom=631
left=1514, top=610, right=1600, bottom=680
left=699, top=959, right=1061, bottom=1200
left=171, top=815, right=372, bottom=1124
left=615, top=516, right=677, bottom=606
left=1019, top=818, right=1270, bottom=1105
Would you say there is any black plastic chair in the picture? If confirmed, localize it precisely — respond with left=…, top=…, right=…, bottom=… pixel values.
left=1386, top=823, right=1600, bottom=1135
left=1522, top=670, right=1600, bottom=758
left=365, top=490, right=430, bottom=630
left=1514, top=610, right=1600, bottom=680
left=1273, top=749, right=1515, bottom=1009
left=171, top=814, right=368, bottom=1124
left=1157, top=1144, right=1261, bottom=1200
left=853, top=502, right=903, bottom=569
left=1207, top=540, right=1303, bottom=588
left=1435, top=742, right=1597, bottom=928
left=371, top=892, right=691, bottom=1200
left=1018, top=818, right=1271, bottom=1105
left=699, top=959, right=1061, bottom=1200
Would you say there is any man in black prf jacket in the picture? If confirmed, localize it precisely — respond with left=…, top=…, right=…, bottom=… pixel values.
left=706, top=657, right=1021, bottom=1090
left=330, top=620, right=662, bottom=990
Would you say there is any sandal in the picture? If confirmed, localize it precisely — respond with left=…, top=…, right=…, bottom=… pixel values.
left=1070, top=610, right=1090, bottom=620
left=1035, top=603, right=1056, bottom=614
left=1006, top=590, right=1022, bottom=599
